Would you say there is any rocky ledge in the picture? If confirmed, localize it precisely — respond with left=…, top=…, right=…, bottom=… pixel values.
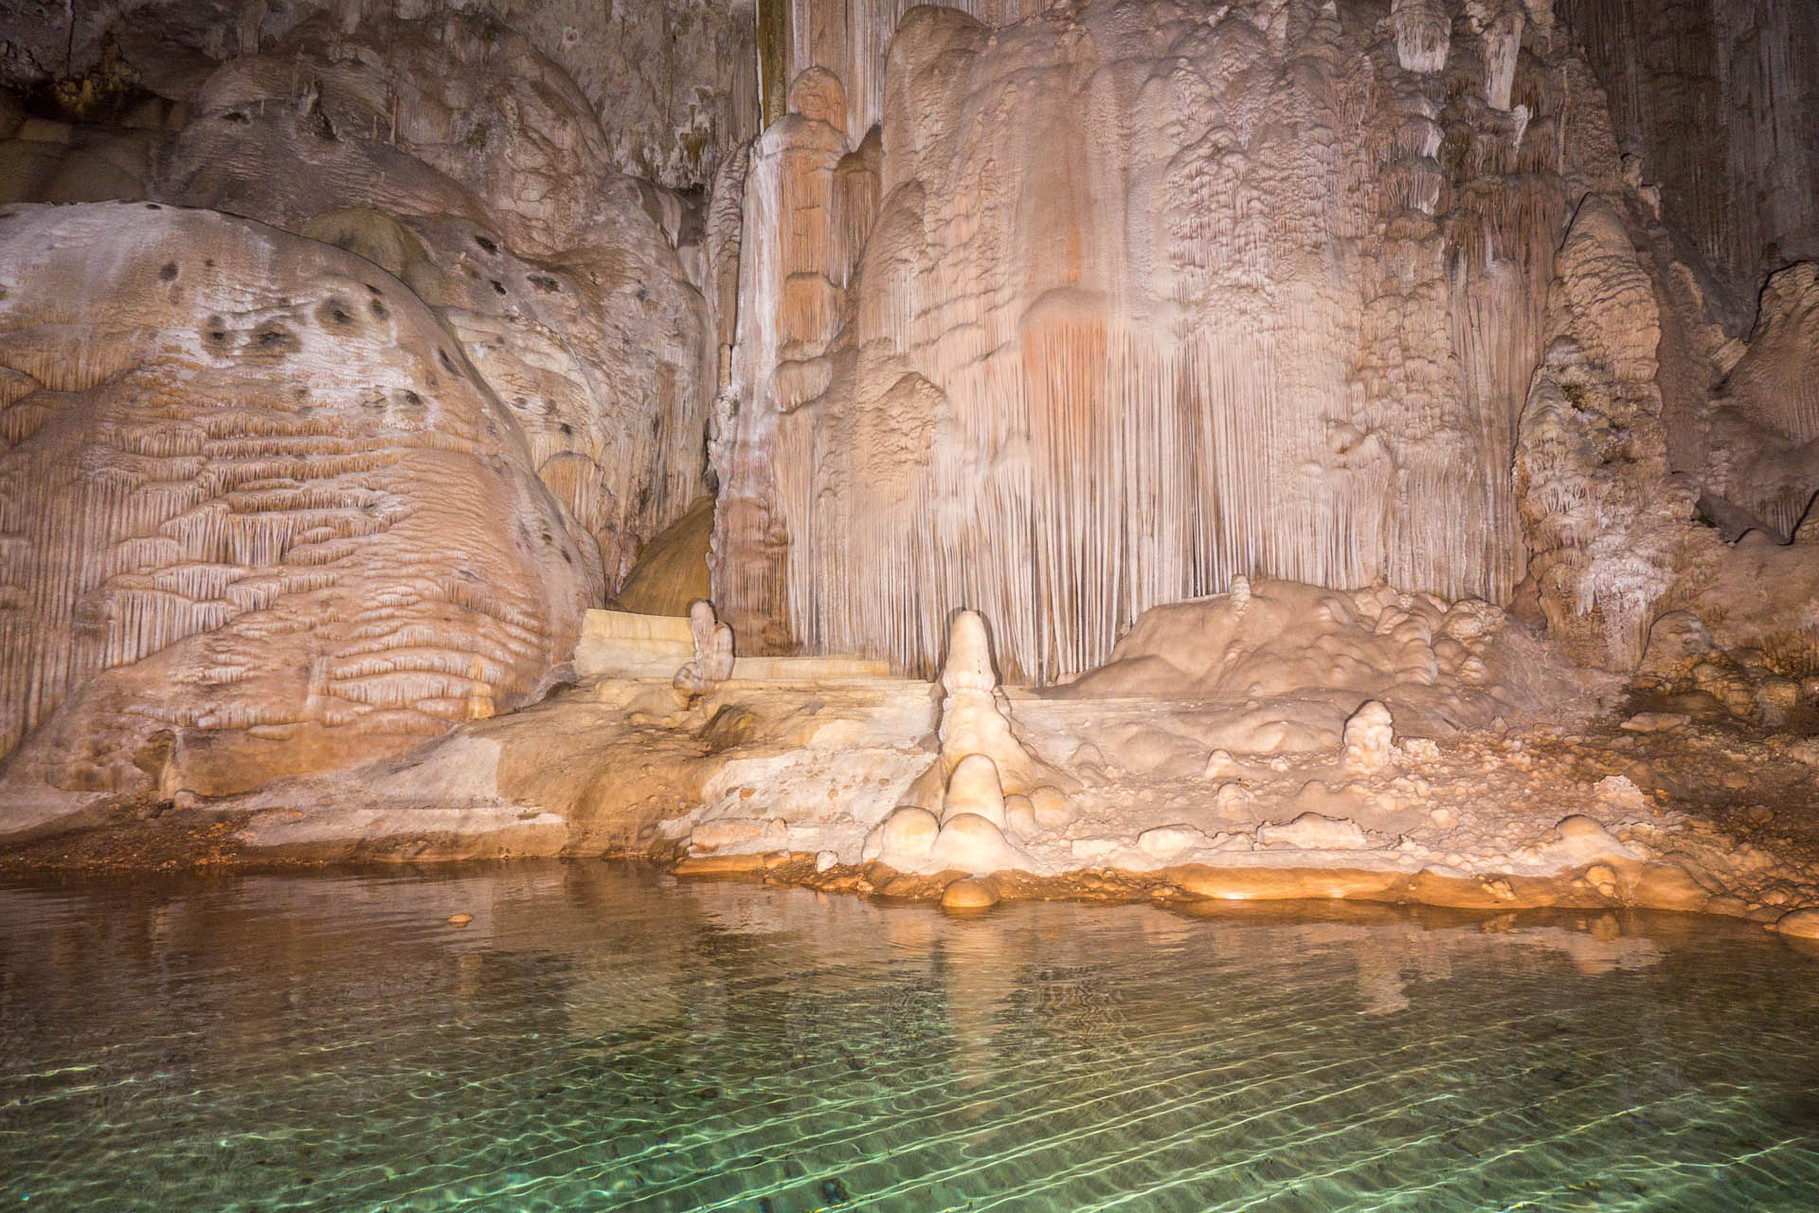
left=4, top=583, right=1817, bottom=942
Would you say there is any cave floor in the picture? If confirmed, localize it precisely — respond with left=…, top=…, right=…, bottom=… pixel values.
left=2, top=675, right=1816, bottom=931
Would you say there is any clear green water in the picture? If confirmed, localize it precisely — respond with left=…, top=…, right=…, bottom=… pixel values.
left=2, top=864, right=1817, bottom=1212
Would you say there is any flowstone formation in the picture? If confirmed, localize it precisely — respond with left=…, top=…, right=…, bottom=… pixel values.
left=1051, top=576, right=1579, bottom=766
left=715, top=0, right=1616, bottom=679
left=1, top=8, right=719, bottom=589
left=1514, top=196, right=1691, bottom=669
left=0, top=4, right=729, bottom=808
left=708, top=0, right=1819, bottom=690
left=0, top=203, right=597, bottom=800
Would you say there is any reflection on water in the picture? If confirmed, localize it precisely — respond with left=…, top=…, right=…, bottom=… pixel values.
left=2, top=863, right=1817, bottom=1211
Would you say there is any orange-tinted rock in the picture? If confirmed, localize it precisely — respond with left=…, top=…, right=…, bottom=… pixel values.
left=0, top=203, right=599, bottom=800
left=940, top=876, right=1001, bottom=911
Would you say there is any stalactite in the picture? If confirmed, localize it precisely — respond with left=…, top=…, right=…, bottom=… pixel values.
left=715, top=0, right=1593, bottom=683
left=1391, top=0, right=1452, bottom=73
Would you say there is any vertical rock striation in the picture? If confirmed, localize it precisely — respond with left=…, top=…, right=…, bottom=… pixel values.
left=0, top=203, right=600, bottom=795
left=716, top=0, right=1614, bottom=681
left=1558, top=0, right=1819, bottom=303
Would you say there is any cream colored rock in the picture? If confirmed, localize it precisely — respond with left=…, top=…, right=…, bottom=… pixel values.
left=1028, top=786, right=1074, bottom=829
left=1204, top=750, right=1245, bottom=779
left=940, top=876, right=1001, bottom=911
left=691, top=817, right=786, bottom=852
left=1546, top=815, right=1643, bottom=866
left=942, top=611, right=997, bottom=695
left=1256, top=813, right=1370, bottom=851
left=1514, top=198, right=1690, bottom=670
left=1137, top=825, right=1208, bottom=861
left=928, top=812, right=1024, bottom=876
left=1584, top=864, right=1620, bottom=898
left=935, top=610, right=1049, bottom=791
left=1774, top=908, right=1819, bottom=940
left=126, top=14, right=719, bottom=590
left=714, top=0, right=1620, bottom=682
left=942, top=754, right=1007, bottom=828
left=1594, top=775, right=1649, bottom=813
left=0, top=203, right=597, bottom=799
left=1342, top=701, right=1396, bottom=775
left=1056, top=580, right=1571, bottom=745
left=862, top=806, right=940, bottom=866
left=1003, top=794, right=1039, bottom=839
left=675, top=601, right=737, bottom=694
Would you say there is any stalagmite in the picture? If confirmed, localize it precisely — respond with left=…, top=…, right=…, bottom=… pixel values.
left=863, top=609, right=1053, bottom=875
left=942, top=754, right=1008, bottom=828
left=674, top=601, right=736, bottom=695
left=937, top=611, right=1048, bottom=791
left=1341, top=702, right=1396, bottom=775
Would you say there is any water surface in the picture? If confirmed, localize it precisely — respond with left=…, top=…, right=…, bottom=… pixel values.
left=2, top=863, right=1816, bottom=1210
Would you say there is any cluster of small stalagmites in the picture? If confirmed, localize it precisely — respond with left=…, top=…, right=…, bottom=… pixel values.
left=861, top=612, right=1073, bottom=892
left=673, top=601, right=736, bottom=695
left=1063, top=579, right=1512, bottom=714
left=1626, top=611, right=1818, bottom=731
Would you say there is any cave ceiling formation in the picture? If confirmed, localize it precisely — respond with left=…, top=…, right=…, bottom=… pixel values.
left=0, top=0, right=1814, bottom=799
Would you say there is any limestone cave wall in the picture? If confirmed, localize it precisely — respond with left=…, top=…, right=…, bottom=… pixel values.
left=0, top=2, right=731, bottom=793
left=716, top=0, right=1618, bottom=681
left=0, top=0, right=1815, bottom=803
left=1557, top=0, right=1819, bottom=308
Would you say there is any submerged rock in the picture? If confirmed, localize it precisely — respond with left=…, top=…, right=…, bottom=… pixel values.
left=940, top=876, right=1001, bottom=911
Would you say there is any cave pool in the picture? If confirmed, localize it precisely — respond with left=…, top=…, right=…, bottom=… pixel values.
left=3, top=863, right=1817, bottom=1211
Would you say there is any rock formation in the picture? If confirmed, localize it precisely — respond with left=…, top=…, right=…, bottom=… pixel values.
left=673, top=600, right=736, bottom=694
left=1057, top=579, right=1561, bottom=725
left=0, top=202, right=598, bottom=796
left=1697, top=264, right=1819, bottom=540
left=0, top=0, right=1816, bottom=902
left=3, top=8, right=719, bottom=590
left=0, top=5, right=728, bottom=793
left=863, top=609, right=1067, bottom=876
left=715, top=0, right=1612, bottom=680
left=1560, top=0, right=1819, bottom=301
left=1514, top=197, right=1693, bottom=668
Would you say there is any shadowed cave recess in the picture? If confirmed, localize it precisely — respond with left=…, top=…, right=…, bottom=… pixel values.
left=0, top=0, right=1817, bottom=927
